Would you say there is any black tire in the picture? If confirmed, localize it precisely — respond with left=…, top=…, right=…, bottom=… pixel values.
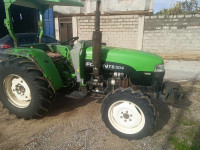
left=162, top=81, right=184, bottom=105
left=0, top=54, right=11, bottom=61
left=101, top=88, right=156, bottom=140
left=0, top=56, right=55, bottom=119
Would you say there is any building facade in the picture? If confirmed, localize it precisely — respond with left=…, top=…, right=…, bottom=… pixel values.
left=54, top=0, right=154, bottom=50
left=54, top=0, right=154, bottom=15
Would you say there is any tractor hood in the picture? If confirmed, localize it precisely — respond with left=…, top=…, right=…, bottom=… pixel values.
left=85, top=46, right=164, bottom=72
left=4, top=0, right=84, bottom=9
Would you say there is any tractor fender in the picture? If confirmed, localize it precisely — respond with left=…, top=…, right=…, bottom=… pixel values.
left=1, top=48, right=63, bottom=91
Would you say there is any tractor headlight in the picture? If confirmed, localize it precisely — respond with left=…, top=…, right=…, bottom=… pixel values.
left=154, top=64, right=165, bottom=72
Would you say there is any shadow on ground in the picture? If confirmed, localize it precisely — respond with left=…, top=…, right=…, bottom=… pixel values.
left=161, top=75, right=199, bottom=149
left=28, top=79, right=198, bottom=150
left=191, top=125, right=200, bottom=149
left=45, top=92, right=102, bottom=117
left=43, top=82, right=192, bottom=140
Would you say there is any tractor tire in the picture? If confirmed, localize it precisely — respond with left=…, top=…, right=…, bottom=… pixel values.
left=0, top=54, right=11, bottom=61
left=162, top=81, right=184, bottom=105
left=0, top=56, right=55, bottom=119
left=101, top=88, right=156, bottom=140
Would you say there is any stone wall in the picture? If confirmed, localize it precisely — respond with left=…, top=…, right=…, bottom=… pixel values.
left=143, top=14, right=200, bottom=57
left=75, top=15, right=140, bottom=49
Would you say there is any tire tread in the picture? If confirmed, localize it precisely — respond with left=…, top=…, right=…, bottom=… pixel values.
left=0, top=56, right=55, bottom=119
left=101, top=88, right=156, bottom=140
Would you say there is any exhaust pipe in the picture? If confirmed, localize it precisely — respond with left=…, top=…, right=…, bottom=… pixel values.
left=92, top=0, right=102, bottom=79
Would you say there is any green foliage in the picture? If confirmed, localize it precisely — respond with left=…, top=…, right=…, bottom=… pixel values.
left=179, top=119, right=195, bottom=126
left=186, top=128, right=198, bottom=138
left=156, top=0, right=200, bottom=15
left=169, top=137, right=192, bottom=150
left=168, top=118, right=200, bottom=150
left=169, top=136, right=200, bottom=150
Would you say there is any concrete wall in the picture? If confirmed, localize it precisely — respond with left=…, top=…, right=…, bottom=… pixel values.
left=143, top=14, right=200, bottom=57
left=53, top=0, right=154, bottom=15
left=55, top=13, right=200, bottom=59
left=73, top=15, right=141, bottom=49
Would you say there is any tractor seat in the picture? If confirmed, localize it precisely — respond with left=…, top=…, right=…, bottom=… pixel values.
left=46, top=51, right=61, bottom=58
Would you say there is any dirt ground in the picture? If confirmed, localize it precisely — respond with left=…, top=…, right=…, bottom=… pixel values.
left=0, top=80, right=200, bottom=150
left=0, top=58, right=200, bottom=150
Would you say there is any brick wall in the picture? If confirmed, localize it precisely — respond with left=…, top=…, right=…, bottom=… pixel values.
left=68, top=14, right=200, bottom=59
left=143, top=14, right=200, bottom=57
left=76, top=15, right=139, bottom=49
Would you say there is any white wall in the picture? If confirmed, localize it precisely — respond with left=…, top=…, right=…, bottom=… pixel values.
left=74, top=15, right=141, bottom=49
left=54, top=0, right=154, bottom=15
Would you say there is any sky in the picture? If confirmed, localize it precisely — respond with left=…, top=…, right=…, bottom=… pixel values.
left=154, top=0, right=200, bottom=13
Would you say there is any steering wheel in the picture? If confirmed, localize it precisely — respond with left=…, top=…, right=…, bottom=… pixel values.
left=61, top=37, right=79, bottom=46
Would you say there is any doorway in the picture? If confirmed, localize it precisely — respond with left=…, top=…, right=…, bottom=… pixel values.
left=59, top=17, right=73, bottom=42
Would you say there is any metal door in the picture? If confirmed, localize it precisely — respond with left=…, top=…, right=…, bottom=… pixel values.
left=44, top=8, right=55, bottom=38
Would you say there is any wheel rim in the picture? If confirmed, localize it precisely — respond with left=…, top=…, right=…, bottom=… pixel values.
left=3, top=74, right=32, bottom=108
left=108, top=100, right=145, bottom=134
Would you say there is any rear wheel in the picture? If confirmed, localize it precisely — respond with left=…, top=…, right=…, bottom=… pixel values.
left=0, top=56, right=55, bottom=119
left=4, top=74, right=32, bottom=108
left=101, top=88, right=156, bottom=140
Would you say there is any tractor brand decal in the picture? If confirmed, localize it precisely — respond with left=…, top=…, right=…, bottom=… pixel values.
left=86, top=62, right=125, bottom=70
left=103, top=64, right=125, bottom=70
left=86, top=62, right=94, bottom=67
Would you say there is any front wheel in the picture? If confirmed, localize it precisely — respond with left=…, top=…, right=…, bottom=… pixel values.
left=101, top=88, right=156, bottom=140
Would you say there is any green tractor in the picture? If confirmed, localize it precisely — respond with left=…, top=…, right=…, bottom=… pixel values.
left=0, top=0, right=183, bottom=140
